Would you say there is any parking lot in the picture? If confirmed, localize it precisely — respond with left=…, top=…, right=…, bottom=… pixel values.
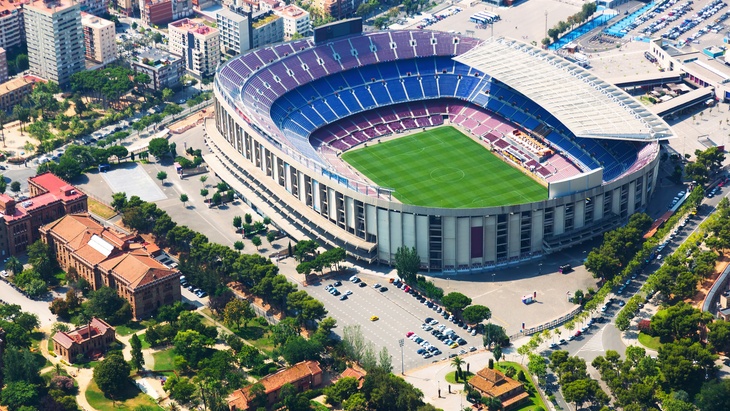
left=306, top=273, right=486, bottom=371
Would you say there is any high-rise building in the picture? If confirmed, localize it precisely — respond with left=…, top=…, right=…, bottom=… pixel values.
left=171, top=0, right=192, bottom=21
left=141, top=0, right=172, bottom=25
left=81, top=12, right=116, bottom=64
left=274, top=4, right=311, bottom=40
left=168, top=18, right=220, bottom=78
left=0, top=0, right=26, bottom=51
left=0, top=48, right=8, bottom=84
left=24, top=0, right=85, bottom=87
left=216, top=6, right=283, bottom=56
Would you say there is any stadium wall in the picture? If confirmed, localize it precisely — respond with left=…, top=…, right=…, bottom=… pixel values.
left=210, top=88, right=661, bottom=273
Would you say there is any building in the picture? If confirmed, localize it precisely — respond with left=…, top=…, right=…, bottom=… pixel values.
left=116, top=0, right=134, bottom=16
left=52, top=317, right=115, bottom=363
left=0, top=172, right=87, bottom=257
left=141, top=0, right=173, bottom=26
left=40, top=213, right=182, bottom=320
left=310, top=0, right=363, bottom=20
left=130, top=48, right=184, bottom=91
left=78, top=0, right=109, bottom=15
left=259, top=0, right=281, bottom=11
left=171, top=0, right=192, bottom=21
left=0, top=47, right=8, bottom=84
left=339, top=366, right=366, bottom=388
left=168, top=18, right=220, bottom=79
left=0, top=0, right=26, bottom=51
left=217, top=6, right=285, bottom=55
left=228, top=361, right=322, bottom=410
left=468, top=367, right=529, bottom=410
left=211, top=33, right=670, bottom=272
left=81, top=13, right=116, bottom=64
left=274, top=4, right=311, bottom=39
left=24, top=0, right=85, bottom=87
left=0, top=75, right=41, bottom=111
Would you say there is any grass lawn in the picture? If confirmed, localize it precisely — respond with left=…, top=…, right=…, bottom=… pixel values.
left=341, top=126, right=547, bottom=208
left=495, top=362, right=548, bottom=411
left=235, top=324, right=275, bottom=355
left=115, top=322, right=146, bottom=337
left=48, top=338, right=55, bottom=353
left=638, top=332, right=663, bottom=350
left=88, top=197, right=117, bottom=219
left=85, top=379, right=162, bottom=410
left=445, top=370, right=474, bottom=384
left=139, top=333, right=151, bottom=350
left=152, top=349, right=176, bottom=372
left=310, top=400, right=329, bottom=411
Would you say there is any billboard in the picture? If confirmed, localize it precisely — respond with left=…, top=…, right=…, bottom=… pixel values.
left=314, top=18, right=363, bottom=44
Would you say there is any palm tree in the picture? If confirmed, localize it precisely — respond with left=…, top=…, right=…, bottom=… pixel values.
left=451, top=357, right=465, bottom=382
left=6, top=256, right=22, bottom=275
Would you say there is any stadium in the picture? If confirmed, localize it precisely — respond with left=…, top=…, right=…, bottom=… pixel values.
left=207, top=21, right=673, bottom=273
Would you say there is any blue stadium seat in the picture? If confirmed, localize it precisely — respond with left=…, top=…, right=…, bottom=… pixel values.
left=339, top=91, right=363, bottom=112
left=358, top=64, right=383, bottom=83
left=369, top=82, right=392, bottom=106
left=353, top=86, right=376, bottom=108
left=421, top=76, right=439, bottom=98
left=438, top=75, right=458, bottom=97
left=385, top=80, right=408, bottom=102
left=403, top=77, right=424, bottom=100
left=312, top=99, right=338, bottom=123
left=397, top=59, right=418, bottom=76
left=342, top=70, right=365, bottom=88
left=325, top=73, right=349, bottom=91
left=326, top=96, right=350, bottom=117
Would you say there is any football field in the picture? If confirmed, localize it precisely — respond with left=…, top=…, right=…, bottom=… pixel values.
left=341, top=127, right=547, bottom=208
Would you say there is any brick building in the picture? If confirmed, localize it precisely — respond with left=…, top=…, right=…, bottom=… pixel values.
left=0, top=75, right=43, bottom=112
left=228, top=361, right=323, bottom=410
left=0, top=172, right=87, bottom=257
left=141, top=0, right=173, bottom=26
left=40, top=213, right=182, bottom=320
left=52, top=317, right=115, bottom=363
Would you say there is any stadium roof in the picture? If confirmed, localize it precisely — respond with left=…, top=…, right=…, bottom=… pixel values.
left=455, top=38, right=674, bottom=141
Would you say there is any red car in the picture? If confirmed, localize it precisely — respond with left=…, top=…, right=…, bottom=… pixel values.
left=404, top=285, right=411, bottom=292
left=406, top=331, right=414, bottom=337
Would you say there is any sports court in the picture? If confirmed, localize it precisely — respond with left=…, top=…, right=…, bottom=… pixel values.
left=100, top=163, right=167, bottom=202
left=341, top=126, right=547, bottom=208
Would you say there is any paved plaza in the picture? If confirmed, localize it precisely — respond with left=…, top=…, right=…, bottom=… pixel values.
left=101, top=163, right=167, bottom=202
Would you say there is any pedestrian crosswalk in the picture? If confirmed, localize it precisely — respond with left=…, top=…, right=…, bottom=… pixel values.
left=577, top=328, right=605, bottom=353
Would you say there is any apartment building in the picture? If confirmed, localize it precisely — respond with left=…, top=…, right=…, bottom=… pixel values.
left=81, top=12, right=116, bottom=64
left=24, top=0, right=85, bottom=87
left=311, top=0, right=363, bottom=20
left=168, top=18, right=220, bottom=78
left=141, top=0, right=172, bottom=25
left=130, top=48, right=184, bottom=91
left=171, top=0, right=192, bottom=21
left=0, top=0, right=25, bottom=51
left=0, top=48, right=8, bottom=84
left=274, top=4, right=311, bottom=39
left=116, top=0, right=134, bottom=16
left=259, top=0, right=281, bottom=11
left=40, top=213, right=182, bottom=320
left=216, top=7, right=248, bottom=55
left=77, top=0, right=109, bottom=15
left=0, top=75, right=42, bottom=112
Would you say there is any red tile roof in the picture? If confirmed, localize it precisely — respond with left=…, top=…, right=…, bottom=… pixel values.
left=228, top=361, right=322, bottom=410
left=29, top=172, right=85, bottom=202
left=52, top=317, right=114, bottom=349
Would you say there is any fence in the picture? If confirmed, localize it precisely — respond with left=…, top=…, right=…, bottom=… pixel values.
left=509, top=305, right=583, bottom=340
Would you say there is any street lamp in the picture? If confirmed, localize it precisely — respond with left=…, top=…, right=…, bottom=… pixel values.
left=399, top=338, right=405, bottom=375
left=447, top=277, right=450, bottom=289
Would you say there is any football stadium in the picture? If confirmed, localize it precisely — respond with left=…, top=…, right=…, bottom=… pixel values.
left=207, top=20, right=673, bottom=273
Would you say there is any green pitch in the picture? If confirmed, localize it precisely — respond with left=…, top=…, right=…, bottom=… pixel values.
left=341, top=126, right=547, bottom=208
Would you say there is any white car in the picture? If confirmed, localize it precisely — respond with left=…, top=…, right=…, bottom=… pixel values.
left=345, top=290, right=353, bottom=296
left=0, top=270, right=7, bottom=277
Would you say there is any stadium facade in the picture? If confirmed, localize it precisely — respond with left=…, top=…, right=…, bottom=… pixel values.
left=207, top=28, right=672, bottom=273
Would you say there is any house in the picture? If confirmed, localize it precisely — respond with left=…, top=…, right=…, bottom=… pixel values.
left=40, top=213, right=181, bottom=320
left=340, top=365, right=366, bottom=388
left=468, top=367, right=530, bottom=410
left=228, top=360, right=323, bottom=410
left=52, top=317, right=115, bottom=363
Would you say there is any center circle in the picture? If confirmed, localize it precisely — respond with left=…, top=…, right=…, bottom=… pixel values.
left=430, top=167, right=465, bottom=183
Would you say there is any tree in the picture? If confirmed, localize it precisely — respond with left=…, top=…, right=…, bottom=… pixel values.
left=223, top=298, right=255, bottom=329
left=378, top=346, right=393, bottom=373
left=157, top=171, right=167, bottom=185
left=84, top=286, right=131, bottom=324
left=10, top=181, right=20, bottom=194
left=234, top=241, right=244, bottom=252
left=708, top=320, right=730, bottom=353
left=107, top=145, right=128, bottom=163
left=200, top=188, right=209, bottom=201
left=324, top=376, right=359, bottom=404
left=148, top=138, right=170, bottom=159
left=0, top=381, right=39, bottom=411
left=162, top=88, right=174, bottom=101
left=211, top=192, right=222, bottom=205
left=233, top=216, right=242, bottom=230
left=493, top=345, right=502, bottom=363
left=173, top=329, right=213, bottom=366
left=93, top=353, right=131, bottom=398
left=451, top=356, right=465, bottom=381
left=130, top=333, right=145, bottom=371
left=395, top=246, right=420, bottom=283
left=442, top=292, right=472, bottom=315
left=199, top=175, right=208, bottom=187
left=5, top=256, right=23, bottom=275
left=462, top=305, right=491, bottom=324
left=279, top=335, right=322, bottom=364
left=266, top=231, right=276, bottom=245
left=13, top=105, right=30, bottom=134
left=251, top=235, right=262, bottom=250
left=483, top=323, right=508, bottom=348
left=179, top=193, right=188, bottom=207
left=2, top=348, right=42, bottom=384
left=27, top=240, right=55, bottom=281
left=0, top=175, right=6, bottom=195
left=696, top=379, right=730, bottom=411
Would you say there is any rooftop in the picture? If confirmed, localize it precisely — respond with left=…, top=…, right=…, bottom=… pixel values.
left=80, top=12, right=113, bottom=29
left=228, top=361, right=322, bottom=409
left=455, top=37, right=675, bottom=141
left=0, top=75, right=42, bottom=96
left=170, top=18, right=219, bottom=36
left=0, top=0, right=25, bottom=15
left=216, top=6, right=247, bottom=23
left=25, top=0, right=78, bottom=14
left=252, top=12, right=280, bottom=29
left=135, top=48, right=181, bottom=68
left=275, top=4, right=307, bottom=18
left=468, top=367, right=529, bottom=407
left=52, top=317, right=114, bottom=349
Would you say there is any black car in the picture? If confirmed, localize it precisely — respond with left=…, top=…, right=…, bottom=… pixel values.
left=334, top=281, right=342, bottom=286
left=359, top=282, right=367, bottom=287
left=379, top=287, right=388, bottom=292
